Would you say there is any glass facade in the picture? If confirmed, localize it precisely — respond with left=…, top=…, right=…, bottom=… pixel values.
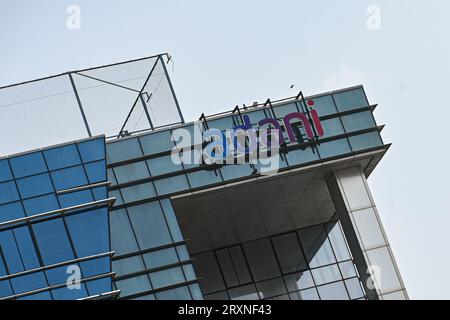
left=0, top=137, right=112, bottom=300
left=0, top=85, right=407, bottom=300
left=193, top=221, right=365, bottom=300
left=103, top=86, right=399, bottom=300
left=107, top=87, right=382, bottom=203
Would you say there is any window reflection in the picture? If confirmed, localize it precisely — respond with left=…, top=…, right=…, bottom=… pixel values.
left=333, top=88, right=368, bottom=112
left=192, top=220, right=365, bottom=301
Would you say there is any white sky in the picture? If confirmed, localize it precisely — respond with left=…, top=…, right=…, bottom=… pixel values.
left=1, top=0, right=449, bottom=299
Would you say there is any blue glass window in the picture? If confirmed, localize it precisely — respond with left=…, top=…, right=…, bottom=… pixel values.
left=58, top=190, right=93, bottom=208
left=245, top=110, right=268, bottom=126
left=349, top=132, right=383, bottom=152
left=0, top=181, right=20, bottom=204
left=78, top=138, right=105, bottom=163
left=9, top=152, right=47, bottom=179
left=115, top=275, right=152, bottom=297
left=80, top=256, right=110, bottom=281
left=183, top=264, right=197, bottom=281
left=80, top=256, right=110, bottom=278
left=0, top=201, right=25, bottom=223
left=66, top=208, right=109, bottom=256
left=220, top=164, right=253, bottom=181
left=16, top=173, right=54, bottom=199
left=253, top=153, right=288, bottom=173
left=44, top=144, right=81, bottom=171
left=127, top=202, right=172, bottom=249
left=176, top=245, right=190, bottom=261
left=23, top=194, right=59, bottom=216
left=112, top=256, right=146, bottom=277
left=0, top=230, right=24, bottom=274
left=86, top=277, right=112, bottom=296
left=333, top=88, right=368, bottom=112
left=131, top=294, right=156, bottom=300
left=147, top=155, right=183, bottom=176
left=154, top=175, right=189, bottom=196
left=51, top=165, right=88, bottom=191
left=17, top=290, right=52, bottom=300
left=341, top=111, right=376, bottom=133
left=107, top=138, right=143, bottom=163
left=284, top=147, right=320, bottom=167
left=11, top=272, right=48, bottom=294
left=113, top=161, right=150, bottom=184
left=108, top=189, right=123, bottom=205
left=52, top=285, right=88, bottom=300
left=189, top=283, right=203, bottom=300
left=107, top=168, right=117, bottom=185
left=156, top=285, right=191, bottom=300
left=317, top=138, right=351, bottom=159
left=208, top=116, right=236, bottom=131
left=308, top=95, right=338, bottom=116
left=120, top=182, right=156, bottom=203
left=178, top=148, right=203, bottom=170
left=0, top=160, right=12, bottom=182
left=142, top=247, right=179, bottom=269
left=274, top=102, right=299, bottom=118
left=320, top=117, right=345, bottom=139
left=172, top=124, right=203, bottom=148
left=13, top=227, right=40, bottom=269
left=110, top=209, right=139, bottom=255
left=33, top=218, right=75, bottom=264
left=80, top=257, right=112, bottom=296
left=150, top=267, right=185, bottom=289
left=92, top=186, right=107, bottom=201
left=187, top=170, right=222, bottom=188
left=161, top=199, right=183, bottom=242
left=46, top=265, right=78, bottom=285
left=139, top=130, right=174, bottom=155
left=84, top=160, right=106, bottom=183
left=0, top=280, right=13, bottom=298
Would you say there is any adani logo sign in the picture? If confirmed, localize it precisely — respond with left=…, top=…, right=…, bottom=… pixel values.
left=233, top=100, right=324, bottom=146
left=171, top=100, right=325, bottom=175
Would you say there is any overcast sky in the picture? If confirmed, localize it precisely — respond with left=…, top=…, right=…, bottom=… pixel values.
left=1, top=0, right=449, bottom=299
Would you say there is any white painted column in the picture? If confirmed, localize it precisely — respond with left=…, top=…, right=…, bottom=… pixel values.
left=327, top=166, right=408, bottom=300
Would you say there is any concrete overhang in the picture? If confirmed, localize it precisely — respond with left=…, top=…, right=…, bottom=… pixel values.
left=171, top=146, right=389, bottom=254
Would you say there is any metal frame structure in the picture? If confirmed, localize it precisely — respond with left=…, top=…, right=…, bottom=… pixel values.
left=0, top=53, right=185, bottom=157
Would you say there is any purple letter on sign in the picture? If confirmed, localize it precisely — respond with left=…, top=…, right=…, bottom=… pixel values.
left=283, top=112, right=314, bottom=142
left=257, top=118, right=284, bottom=146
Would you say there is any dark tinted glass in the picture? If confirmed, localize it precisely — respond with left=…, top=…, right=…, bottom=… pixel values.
left=272, top=233, right=307, bottom=273
left=243, top=239, right=281, bottom=281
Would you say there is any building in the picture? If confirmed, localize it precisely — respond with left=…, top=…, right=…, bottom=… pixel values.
left=0, top=54, right=407, bottom=300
